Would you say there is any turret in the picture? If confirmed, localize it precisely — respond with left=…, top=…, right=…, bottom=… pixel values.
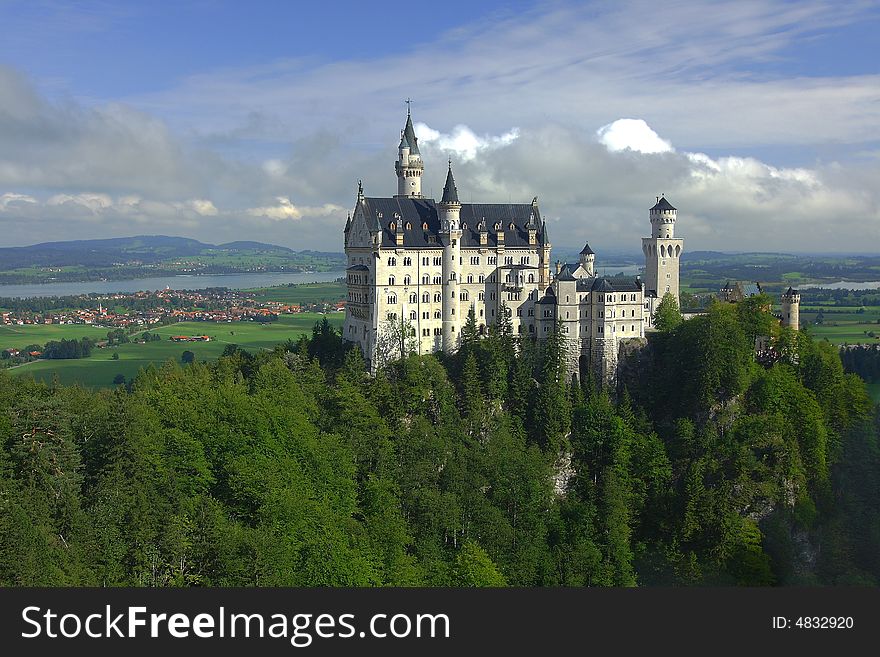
left=439, top=163, right=462, bottom=351
left=781, top=287, right=800, bottom=331
left=394, top=109, right=423, bottom=198
left=579, top=242, right=595, bottom=276
left=650, top=195, right=676, bottom=238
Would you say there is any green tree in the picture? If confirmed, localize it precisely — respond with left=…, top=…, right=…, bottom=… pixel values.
left=653, top=292, right=682, bottom=332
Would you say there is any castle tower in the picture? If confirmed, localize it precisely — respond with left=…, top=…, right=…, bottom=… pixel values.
left=781, top=287, right=800, bottom=331
left=579, top=242, right=595, bottom=277
left=642, top=195, right=684, bottom=304
left=439, top=163, right=462, bottom=351
left=394, top=107, right=424, bottom=198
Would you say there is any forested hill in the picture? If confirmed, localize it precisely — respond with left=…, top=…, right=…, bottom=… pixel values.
left=1, top=296, right=878, bottom=586
left=0, top=236, right=345, bottom=283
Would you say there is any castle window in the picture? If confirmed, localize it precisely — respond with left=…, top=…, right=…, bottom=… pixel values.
left=566, top=311, right=569, bottom=318
left=388, top=276, right=395, bottom=285
left=494, top=222, right=501, bottom=231
left=462, top=223, right=467, bottom=230
left=479, top=309, right=484, bottom=318
left=478, top=292, right=485, bottom=301
left=598, top=325, right=603, bottom=334
left=490, top=292, right=496, bottom=301
left=410, top=311, right=417, bottom=320
left=528, top=308, right=534, bottom=316
left=404, top=257, right=412, bottom=266
left=404, top=275, right=411, bottom=286
left=423, top=222, right=428, bottom=230
left=487, top=256, right=497, bottom=265
left=505, top=256, right=513, bottom=265
left=423, top=312, right=429, bottom=319
left=517, top=308, right=522, bottom=317
left=422, top=292, right=429, bottom=303
left=405, top=222, right=412, bottom=230
left=528, top=273, right=534, bottom=283
left=422, top=257, right=429, bottom=266
left=387, top=312, right=397, bottom=320
left=389, top=223, right=395, bottom=232
left=433, top=256, right=442, bottom=266
left=451, top=290, right=456, bottom=298
left=450, top=272, right=456, bottom=281
left=409, top=293, right=417, bottom=303
left=434, top=293, right=442, bottom=302
left=467, top=274, right=473, bottom=284
left=422, top=274, right=430, bottom=284
left=479, top=274, right=485, bottom=283
left=433, top=276, right=442, bottom=285
left=509, top=222, right=515, bottom=230
left=632, top=325, right=636, bottom=332
left=566, top=296, right=570, bottom=303
left=434, top=310, right=441, bottom=319
left=387, top=294, right=397, bottom=304
left=529, top=325, right=535, bottom=333
left=460, top=291, right=469, bottom=301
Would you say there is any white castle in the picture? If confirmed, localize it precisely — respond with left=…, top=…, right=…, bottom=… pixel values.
left=343, top=108, right=683, bottom=381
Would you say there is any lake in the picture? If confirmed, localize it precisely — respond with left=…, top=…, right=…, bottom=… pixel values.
left=805, top=281, right=880, bottom=291
left=0, top=271, right=347, bottom=298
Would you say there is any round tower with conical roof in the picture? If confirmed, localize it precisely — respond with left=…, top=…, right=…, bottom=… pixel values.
left=781, top=287, right=800, bottom=331
left=394, top=108, right=423, bottom=198
left=579, top=242, right=595, bottom=276
left=439, top=163, right=462, bottom=351
left=642, top=194, right=684, bottom=309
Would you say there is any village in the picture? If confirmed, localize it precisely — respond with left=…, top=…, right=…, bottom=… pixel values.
left=0, top=286, right=346, bottom=330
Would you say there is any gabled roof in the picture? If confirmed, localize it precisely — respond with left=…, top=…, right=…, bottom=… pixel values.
left=361, top=197, right=548, bottom=249
left=651, top=196, right=676, bottom=212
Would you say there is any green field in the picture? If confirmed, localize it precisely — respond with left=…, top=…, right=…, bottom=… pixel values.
left=800, top=306, right=880, bottom=345
left=0, top=323, right=111, bottom=350
left=246, top=281, right=346, bottom=304
left=9, top=313, right=343, bottom=388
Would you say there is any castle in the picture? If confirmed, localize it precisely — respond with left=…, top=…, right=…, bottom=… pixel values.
left=343, top=109, right=683, bottom=380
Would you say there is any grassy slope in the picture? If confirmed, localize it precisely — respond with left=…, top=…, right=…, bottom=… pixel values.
left=246, top=282, right=346, bottom=304
left=0, top=324, right=111, bottom=349
left=10, top=313, right=343, bottom=388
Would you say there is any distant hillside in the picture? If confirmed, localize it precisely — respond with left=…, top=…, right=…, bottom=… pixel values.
left=0, top=235, right=346, bottom=284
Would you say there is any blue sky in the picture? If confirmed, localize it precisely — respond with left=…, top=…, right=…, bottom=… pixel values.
left=0, top=0, right=878, bottom=252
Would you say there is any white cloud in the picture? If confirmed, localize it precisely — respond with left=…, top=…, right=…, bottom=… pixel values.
left=0, top=192, right=37, bottom=209
left=597, top=119, right=674, bottom=154
left=415, top=123, right=520, bottom=161
left=246, top=196, right=344, bottom=222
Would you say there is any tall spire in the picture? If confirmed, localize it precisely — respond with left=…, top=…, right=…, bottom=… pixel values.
left=403, top=112, right=420, bottom=155
left=441, top=161, right=459, bottom=204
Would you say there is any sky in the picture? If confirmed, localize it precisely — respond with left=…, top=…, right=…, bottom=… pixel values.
left=0, top=0, right=879, bottom=254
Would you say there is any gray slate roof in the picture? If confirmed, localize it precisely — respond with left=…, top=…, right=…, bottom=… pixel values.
left=651, top=196, right=676, bottom=212
left=361, top=197, right=548, bottom=249
left=441, top=167, right=459, bottom=204
left=580, top=242, right=594, bottom=255
left=403, top=114, right=420, bottom=155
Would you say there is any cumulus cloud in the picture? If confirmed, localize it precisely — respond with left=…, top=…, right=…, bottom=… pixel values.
left=415, top=123, right=520, bottom=161
left=597, top=119, right=674, bottom=154
left=246, top=197, right=344, bottom=222
left=0, top=192, right=37, bottom=210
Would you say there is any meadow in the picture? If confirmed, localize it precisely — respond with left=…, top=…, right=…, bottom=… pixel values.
left=800, top=306, right=880, bottom=345
left=246, top=281, right=346, bottom=304
left=9, top=312, right=343, bottom=388
left=0, top=323, right=110, bottom=349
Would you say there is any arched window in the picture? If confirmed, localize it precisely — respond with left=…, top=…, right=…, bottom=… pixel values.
left=422, top=293, right=430, bottom=303
left=403, top=275, right=411, bottom=285
left=405, top=222, right=412, bottom=230
left=410, top=310, right=417, bottom=320
left=403, top=257, right=411, bottom=266
left=409, top=293, right=417, bottom=304
left=434, top=310, right=441, bottom=319
left=478, top=274, right=485, bottom=283
left=460, top=291, right=469, bottom=301
left=434, top=293, right=442, bottom=302
left=422, top=222, right=428, bottom=230
left=478, top=292, right=485, bottom=301
left=467, top=274, right=473, bottom=283
left=422, top=274, right=429, bottom=284
left=528, top=273, right=534, bottom=283
left=388, top=276, right=395, bottom=286
left=387, top=294, right=397, bottom=304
